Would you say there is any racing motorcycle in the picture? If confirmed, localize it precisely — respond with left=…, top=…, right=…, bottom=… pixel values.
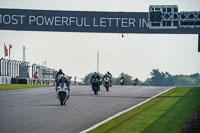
left=133, top=79, right=138, bottom=86
left=103, top=76, right=110, bottom=91
left=56, top=74, right=71, bottom=105
left=91, top=78, right=100, bottom=95
left=120, top=78, right=125, bottom=85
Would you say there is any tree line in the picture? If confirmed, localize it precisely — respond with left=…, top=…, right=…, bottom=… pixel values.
left=81, top=69, right=200, bottom=86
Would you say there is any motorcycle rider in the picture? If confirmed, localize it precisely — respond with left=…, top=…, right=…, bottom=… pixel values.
left=55, top=69, right=71, bottom=90
left=103, top=71, right=112, bottom=87
left=90, top=72, right=101, bottom=90
left=120, top=76, right=125, bottom=85
left=55, top=69, right=64, bottom=88
left=65, top=76, right=72, bottom=90
left=56, top=69, right=65, bottom=79
left=133, top=78, right=138, bottom=86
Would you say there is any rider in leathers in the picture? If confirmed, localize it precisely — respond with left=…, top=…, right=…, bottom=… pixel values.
left=103, top=71, right=112, bottom=87
left=55, top=69, right=71, bottom=90
left=90, top=72, right=101, bottom=90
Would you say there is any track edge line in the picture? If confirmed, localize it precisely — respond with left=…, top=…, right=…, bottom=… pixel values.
left=79, top=86, right=176, bottom=133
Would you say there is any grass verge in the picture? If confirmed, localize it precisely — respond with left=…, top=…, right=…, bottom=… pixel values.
left=0, top=84, right=50, bottom=91
left=89, top=87, right=200, bottom=133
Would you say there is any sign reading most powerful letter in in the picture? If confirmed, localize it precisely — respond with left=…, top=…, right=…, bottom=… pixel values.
left=0, top=8, right=199, bottom=34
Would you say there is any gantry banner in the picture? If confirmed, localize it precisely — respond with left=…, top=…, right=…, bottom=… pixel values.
left=0, top=8, right=199, bottom=34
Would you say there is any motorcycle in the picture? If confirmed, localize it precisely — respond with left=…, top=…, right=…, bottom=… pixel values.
left=120, top=79, right=125, bottom=85
left=91, top=78, right=100, bottom=95
left=103, top=76, right=110, bottom=91
left=133, top=78, right=138, bottom=86
left=56, top=75, right=70, bottom=105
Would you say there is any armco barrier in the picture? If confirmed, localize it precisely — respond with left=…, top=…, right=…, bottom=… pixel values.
left=17, top=78, right=55, bottom=85
left=0, top=76, right=11, bottom=84
left=1, top=77, right=55, bottom=85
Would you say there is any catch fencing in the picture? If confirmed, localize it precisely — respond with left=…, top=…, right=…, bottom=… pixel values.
left=0, top=58, right=56, bottom=84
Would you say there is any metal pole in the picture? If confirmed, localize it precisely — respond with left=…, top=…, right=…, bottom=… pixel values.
left=2, top=59, right=4, bottom=76
left=14, top=61, right=17, bottom=78
left=13, top=61, right=16, bottom=78
left=97, top=51, right=99, bottom=73
left=32, top=64, right=34, bottom=78
left=23, top=46, right=26, bottom=61
left=6, top=59, right=9, bottom=76
left=4, top=42, right=6, bottom=59
left=198, top=33, right=200, bottom=52
left=0, top=58, right=2, bottom=76
left=7, top=60, right=10, bottom=76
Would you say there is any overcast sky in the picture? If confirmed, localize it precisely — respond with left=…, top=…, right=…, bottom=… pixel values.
left=0, top=0, right=200, bottom=81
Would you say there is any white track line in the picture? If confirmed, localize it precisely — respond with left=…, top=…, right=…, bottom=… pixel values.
left=80, top=86, right=175, bottom=133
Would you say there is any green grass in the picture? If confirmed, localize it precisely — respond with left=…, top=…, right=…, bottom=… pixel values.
left=89, top=87, right=200, bottom=133
left=0, top=84, right=50, bottom=91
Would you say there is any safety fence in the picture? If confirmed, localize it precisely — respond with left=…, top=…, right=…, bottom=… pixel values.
left=0, top=58, right=56, bottom=84
left=0, top=76, right=11, bottom=84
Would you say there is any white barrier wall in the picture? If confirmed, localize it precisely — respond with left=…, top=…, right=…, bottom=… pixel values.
left=0, top=76, right=11, bottom=84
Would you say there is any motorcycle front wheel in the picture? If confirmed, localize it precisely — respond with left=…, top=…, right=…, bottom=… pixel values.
left=93, top=86, right=98, bottom=95
left=94, top=90, right=98, bottom=95
left=106, top=86, right=109, bottom=91
left=60, top=93, right=66, bottom=105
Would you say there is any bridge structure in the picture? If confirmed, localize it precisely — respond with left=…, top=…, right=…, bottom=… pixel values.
left=0, top=5, right=199, bottom=84
left=0, top=5, right=199, bottom=50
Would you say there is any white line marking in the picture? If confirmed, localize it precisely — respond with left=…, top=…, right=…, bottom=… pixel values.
left=80, top=86, right=175, bottom=133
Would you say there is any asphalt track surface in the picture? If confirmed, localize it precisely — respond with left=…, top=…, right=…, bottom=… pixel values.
left=0, top=86, right=171, bottom=133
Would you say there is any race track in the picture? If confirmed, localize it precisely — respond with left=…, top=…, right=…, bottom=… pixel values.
left=0, top=86, right=171, bottom=133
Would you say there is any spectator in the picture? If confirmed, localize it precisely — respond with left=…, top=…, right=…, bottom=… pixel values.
left=34, top=72, right=38, bottom=79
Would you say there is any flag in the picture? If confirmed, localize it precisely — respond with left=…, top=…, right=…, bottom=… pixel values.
left=4, top=44, right=8, bottom=57
left=9, top=44, right=12, bottom=49
left=9, top=44, right=13, bottom=58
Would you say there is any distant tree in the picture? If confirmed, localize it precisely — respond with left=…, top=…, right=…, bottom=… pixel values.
left=194, top=76, right=200, bottom=86
left=135, top=79, right=143, bottom=86
left=173, top=75, right=196, bottom=86
left=143, top=78, right=150, bottom=86
left=83, top=73, right=93, bottom=85
left=190, top=73, right=200, bottom=86
left=149, top=69, right=166, bottom=86
left=190, top=73, right=200, bottom=78
left=83, top=70, right=200, bottom=87
left=112, top=78, right=117, bottom=85
left=144, top=69, right=199, bottom=86
left=116, top=72, right=133, bottom=85
left=164, top=72, right=174, bottom=86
